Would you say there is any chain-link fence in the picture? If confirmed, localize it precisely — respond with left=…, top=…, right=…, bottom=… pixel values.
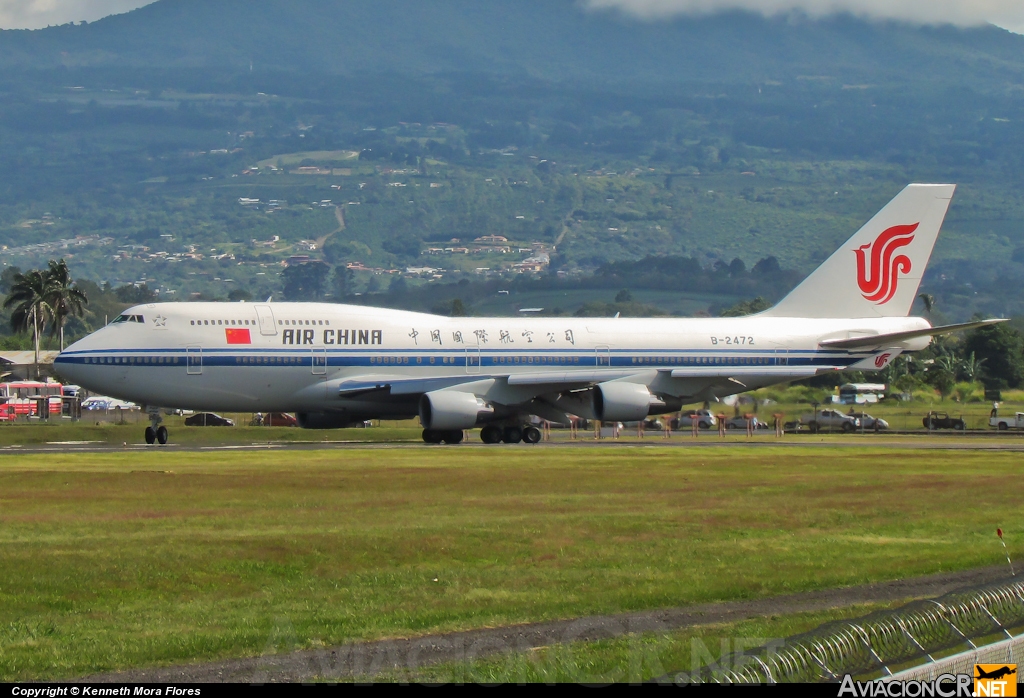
left=671, top=577, right=1024, bottom=683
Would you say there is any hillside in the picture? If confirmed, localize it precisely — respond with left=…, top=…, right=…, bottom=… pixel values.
left=1, top=0, right=1024, bottom=88
left=2, top=1, right=1024, bottom=331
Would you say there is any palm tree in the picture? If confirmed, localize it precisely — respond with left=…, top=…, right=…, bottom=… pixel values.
left=3, top=269, right=53, bottom=378
left=43, top=259, right=88, bottom=351
left=918, top=293, right=935, bottom=319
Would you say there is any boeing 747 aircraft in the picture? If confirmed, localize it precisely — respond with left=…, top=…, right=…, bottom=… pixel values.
left=55, top=184, right=1002, bottom=445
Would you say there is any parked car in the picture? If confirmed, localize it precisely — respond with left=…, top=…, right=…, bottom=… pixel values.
left=82, top=396, right=138, bottom=411
left=989, top=412, right=1024, bottom=430
left=923, top=412, right=965, bottom=430
left=264, top=412, right=298, bottom=427
left=672, top=410, right=717, bottom=430
left=848, top=412, right=890, bottom=430
left=800, top=409, right=860, bottom=433
left=184, top=413, right=235, bottom=427
left=723, top=415, right=766, bottom=430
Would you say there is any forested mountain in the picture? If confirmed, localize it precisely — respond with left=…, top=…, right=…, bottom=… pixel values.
left=2, top=0, right=1024, bottom=337
left=1, top=0, right=1023, bottom=88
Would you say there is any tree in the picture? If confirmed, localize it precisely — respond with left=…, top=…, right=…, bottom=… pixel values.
left=0, top=265, right=23, bottom=294
left=720, top=297, right=772, bottom=317
left=615, top=289, right=633, bottom=303
left=3, top=269, right=52, bottom=378
left=114, top=284, right=157, bottom=304
left=332, top=266, right=354, bottom=300
left=917, top=293, right=935, bottom=318
left=963, top=323, right=1024, bottom=389
left=282, top=262, right=330, bottom=301
left=43, top=259, right=88, bottom=351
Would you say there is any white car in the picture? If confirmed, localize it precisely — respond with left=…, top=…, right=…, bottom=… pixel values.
left=674, top=410, right=717, bottom=430
left=82, top=396, right=138, bottom=411
left=800, top=409, right=860, bottom=433
left=723, top=415, right=767, bottom=430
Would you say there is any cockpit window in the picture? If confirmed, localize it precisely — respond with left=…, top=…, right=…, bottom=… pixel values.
left=112, top=314, right=145, bottom=324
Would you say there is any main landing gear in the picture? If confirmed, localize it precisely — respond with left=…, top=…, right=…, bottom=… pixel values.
left=422, top=429, right=465, bottom=445
left=480, top=425, right=542, bottom=445
left=144, top=411, right=169, bottom=445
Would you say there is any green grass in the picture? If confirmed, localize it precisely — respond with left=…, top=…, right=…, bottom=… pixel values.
left=0, top=446, right=1021, bottom=680
left=372, top=602, right=902, bottom=684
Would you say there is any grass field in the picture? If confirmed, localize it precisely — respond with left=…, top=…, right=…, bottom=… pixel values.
left=0, top=445, right=1021, bottom=680
left=375, top=602, right=902, bottom=683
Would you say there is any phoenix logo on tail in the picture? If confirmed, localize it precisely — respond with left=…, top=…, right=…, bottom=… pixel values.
left=854, top=223, right=919, bottom=305
left=874, top=353, right=893, bottom=369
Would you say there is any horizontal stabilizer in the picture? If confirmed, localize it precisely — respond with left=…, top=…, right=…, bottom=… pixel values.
left=818, top=319, right=1006, bottom=350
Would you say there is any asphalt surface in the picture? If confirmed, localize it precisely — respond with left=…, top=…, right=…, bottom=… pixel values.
left=80, top=565, right=1015, bottom=683
left=5, top=434, right=1024, bottom=454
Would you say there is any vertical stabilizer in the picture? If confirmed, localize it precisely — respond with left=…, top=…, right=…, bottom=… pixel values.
left=762, top=184, right=955, bottom=318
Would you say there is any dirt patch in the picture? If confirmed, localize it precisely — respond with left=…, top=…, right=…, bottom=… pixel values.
left=81, top=564, right=1014, bottom=683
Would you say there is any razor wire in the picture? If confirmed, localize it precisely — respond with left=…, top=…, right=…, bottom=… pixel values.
left=672, top=576, right=1024, bottom=684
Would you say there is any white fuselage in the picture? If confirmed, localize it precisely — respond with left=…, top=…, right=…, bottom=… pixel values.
left=54, top=302, right=928, bottom=420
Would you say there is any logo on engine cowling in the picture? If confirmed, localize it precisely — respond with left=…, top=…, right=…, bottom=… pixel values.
left=854, top=223, right=918, bottom=305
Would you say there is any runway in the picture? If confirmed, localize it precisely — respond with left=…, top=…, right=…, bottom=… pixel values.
left=3, top=434, right=1024, bottom=455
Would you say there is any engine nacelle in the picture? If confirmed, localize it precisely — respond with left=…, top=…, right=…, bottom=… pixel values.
left=297, top=412, right=355, bottom=430
left=419, top=391, right=494, bottom=430
left=593, top=382, right=656, bottom=422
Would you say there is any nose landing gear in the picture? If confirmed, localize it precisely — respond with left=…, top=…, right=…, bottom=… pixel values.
left=145, top=411, right=169, bottom=445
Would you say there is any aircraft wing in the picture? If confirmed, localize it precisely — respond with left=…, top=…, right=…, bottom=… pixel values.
left=337, top=370, right=644, bottom=397
left=818, top=319, right=1006, bottom=350
left=336, top=374, right=475, bottom=397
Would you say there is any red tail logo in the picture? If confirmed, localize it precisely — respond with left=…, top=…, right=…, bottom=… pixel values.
left=854, top=224, right=918, bottom=305
left=874, top=353, right=892, bottom=369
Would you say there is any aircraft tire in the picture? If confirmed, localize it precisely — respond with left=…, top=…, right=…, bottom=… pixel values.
left=422, top=429, right=445, bottom=444
left=480, top=425, right=503, bottom=444
left=157, top=426, right=169, bottom=445
left=145, top=426, right=156, bottom=445
left=523, top=426, right=542, bottom=444
left=442, top=430, right=464, bottom=445
left=502, top=426, right=523, bottom=444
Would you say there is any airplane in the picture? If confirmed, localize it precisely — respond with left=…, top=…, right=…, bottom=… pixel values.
left=54, top=183, right=1004, bottom=446
left=975, top=666, right=1017, bottom=681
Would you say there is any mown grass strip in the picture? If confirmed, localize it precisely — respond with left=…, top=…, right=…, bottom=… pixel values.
left=0, top=446, right=1019, bottom=680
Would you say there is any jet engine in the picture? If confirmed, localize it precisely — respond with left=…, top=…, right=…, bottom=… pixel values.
left=419, top=391, right=495, bottom=430
left=592, top=382, right=660, bottom=422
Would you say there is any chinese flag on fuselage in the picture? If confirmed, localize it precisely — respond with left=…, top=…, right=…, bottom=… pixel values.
left=225, top=328, right=252, bottom=345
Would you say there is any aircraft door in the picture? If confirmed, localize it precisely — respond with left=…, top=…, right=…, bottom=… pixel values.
left=312, top=347, right=327, bottom=375
left=255, top=305, right=278, bottom=336
left=186, top=346, right=202, bottom=375
left=466, top=345, right=481, bottom=374
left=596, top=345, right=611, bottom=367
